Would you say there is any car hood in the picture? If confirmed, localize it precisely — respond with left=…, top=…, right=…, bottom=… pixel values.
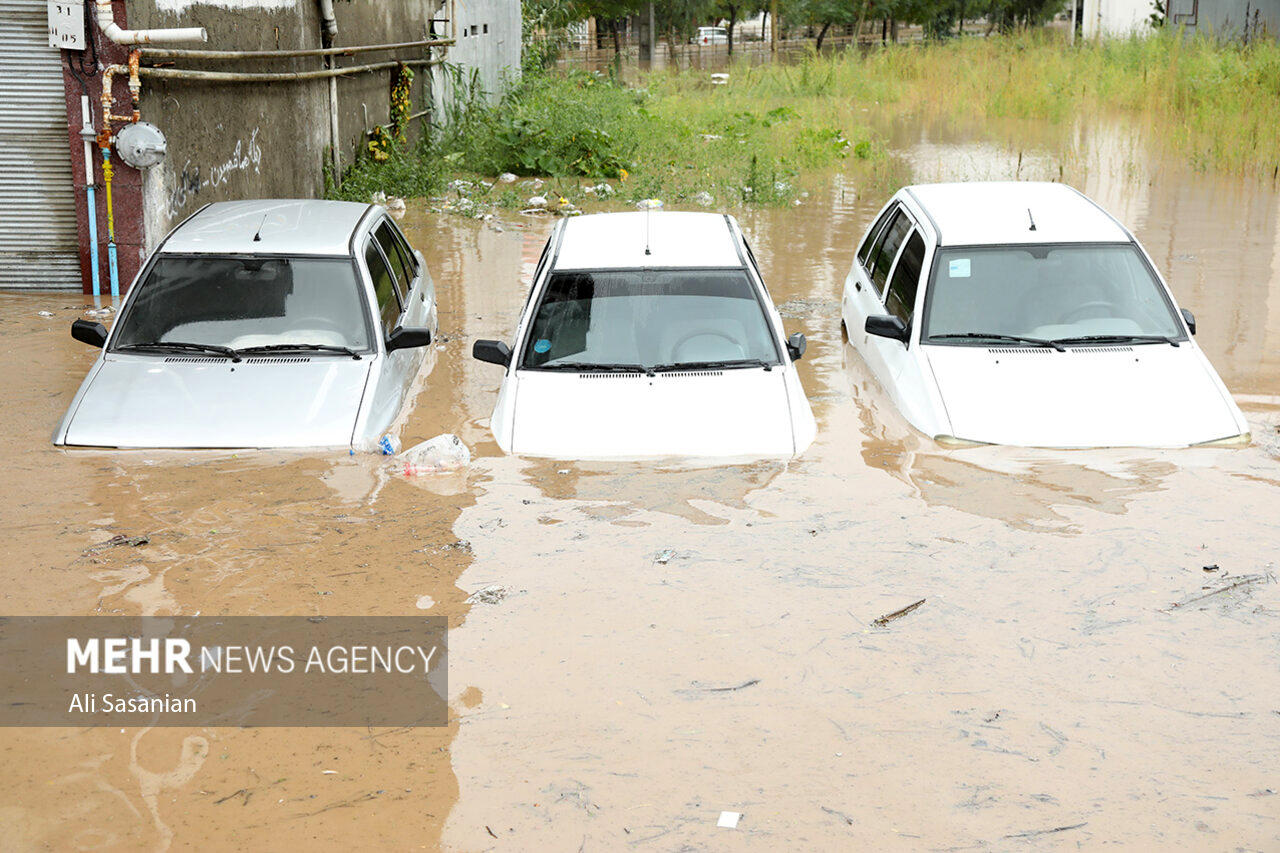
left=59, top=356, right=372, bottom=448
left=924, top=343, right=1243, bottom=448
left=510, top=367, right=799, bottom=459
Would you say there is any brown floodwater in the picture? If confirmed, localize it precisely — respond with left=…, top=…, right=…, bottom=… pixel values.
left=2, top=116, right=1279, bottom=851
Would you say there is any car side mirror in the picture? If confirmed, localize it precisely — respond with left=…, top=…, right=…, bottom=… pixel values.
left=473, top=339, right=512, bottom=367
left=865, top=314, right=909, bottom=344
left=386, top=326, right=432, bottom=352
left=786, top=332, right=807, bottom=360
left=71, top=319, right=108, bottom=348
left=1181, top=307, right=1196, bottom=336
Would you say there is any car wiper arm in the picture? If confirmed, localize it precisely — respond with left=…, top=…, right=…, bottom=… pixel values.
left=537, top=361, right=651, bottom=374
left=116, top=341, right=240, bottom=359
left=929, top=333, right=1065, bottom=352
left=650, top=358, right=775, bottom=373
left=234, top=343, right=363, bottom=360
left=1047, top=334, right=1180, bottom=347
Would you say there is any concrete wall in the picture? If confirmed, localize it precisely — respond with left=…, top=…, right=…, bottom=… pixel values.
left=62, top=0, right=521, bottom=292
left=128, top=0, right=448, bottom=252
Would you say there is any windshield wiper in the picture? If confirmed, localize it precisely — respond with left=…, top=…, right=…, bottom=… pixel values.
left=116, top=341, right=239, bottom=360
left=234, top=343, right=363, bottom=360
left=929, top=333, right=1065, bottom=352
left=650, top=358, right=775, bottom=373
left=1046, top=334, right=1180, bottom=348
left=537, top=362, right=651, bottom=374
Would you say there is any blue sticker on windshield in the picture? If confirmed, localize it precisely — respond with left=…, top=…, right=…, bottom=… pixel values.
left=534, top=338, right=551, bottom=353
left=949, top=258, right=971, bottom=278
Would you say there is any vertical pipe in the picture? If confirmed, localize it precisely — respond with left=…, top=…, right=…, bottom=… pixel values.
left=99, top=66, right=121, bottom=299
left=329, top=72, right=341, bottom=186
left=103, top=149, right=119, bottom=299
left=80, top=96, right=101, bottom=296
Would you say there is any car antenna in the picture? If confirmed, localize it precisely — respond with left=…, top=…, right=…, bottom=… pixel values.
left=1027, top=207, right=1037, bottom=231
left=252, top=214, right=268, bottom=242
left=644, top=205, right=652, bottom=256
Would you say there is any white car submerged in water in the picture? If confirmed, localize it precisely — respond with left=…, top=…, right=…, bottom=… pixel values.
left=841, top=182, right=1249, bottom=448
left=55, top=200, right=438, bottom=449
left=472, top=211, right=816, bottom=459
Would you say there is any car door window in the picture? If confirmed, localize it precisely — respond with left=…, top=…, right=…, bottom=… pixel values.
left=373, top=221, right=412, bottom=297
left=867, top=209, right=913, bottom=296
left=857, top=206, right=894, bottom=268
left=387, top=221, right=420, bottom=279
left=885, top=230, right=926, bottom=329
left=364, top=239, right=402, bottom=333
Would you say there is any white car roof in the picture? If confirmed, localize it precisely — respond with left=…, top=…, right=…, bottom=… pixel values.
left=905, top=182, right=1130, bottom=246
left=553, top=211, right=743, bottom=271
left=161, top=199, right=374, bottom=256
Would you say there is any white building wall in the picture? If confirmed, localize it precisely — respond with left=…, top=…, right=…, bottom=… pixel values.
left=434, top=0, right=522, bottom=117
left=1082, top=0, right=1154, bottom=37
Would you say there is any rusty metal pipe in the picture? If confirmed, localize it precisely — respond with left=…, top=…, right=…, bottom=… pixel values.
left=131, top=58, right=441, bottom=84
left=136, top=37, right=454, bottom=61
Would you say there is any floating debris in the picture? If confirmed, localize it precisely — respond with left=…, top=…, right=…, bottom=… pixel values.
left=84, top=533, right=150, bottom=554
left=467, top=585, right=511, bottom=605
left=399, top=434, right=470, bottom=475
left=872, top=598, right=926, bottom=627
left=1168, top=572, right=1272, bottom=610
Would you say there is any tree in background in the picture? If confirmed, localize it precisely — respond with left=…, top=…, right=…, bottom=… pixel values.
left=653, top=0, right=701, bottom=58
left=785, top=0, right=861, bottom=49
left=978, top=0, right=1066, bottom=31
left=715, top=1, right=767, bottom=53
left=575, top=0, right=645, bottom=53
left=523, top=0, right=583, bottom=70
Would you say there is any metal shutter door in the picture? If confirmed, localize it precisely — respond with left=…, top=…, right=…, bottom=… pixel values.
left=0, top=0, right=80, bottom=288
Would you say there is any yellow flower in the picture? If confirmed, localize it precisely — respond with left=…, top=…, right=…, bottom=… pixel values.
left=619, top=168, right=629, bottom=181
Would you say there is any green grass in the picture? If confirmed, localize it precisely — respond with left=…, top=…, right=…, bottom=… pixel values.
left=331, top=31, right=1280, bottom=213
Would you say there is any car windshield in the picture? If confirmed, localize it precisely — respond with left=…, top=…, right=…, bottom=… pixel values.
left=112, top=256, right=370, bottom=352
left=520, top=268, right=780, bottom=370
left=922, top=244, right=1184, bottom=344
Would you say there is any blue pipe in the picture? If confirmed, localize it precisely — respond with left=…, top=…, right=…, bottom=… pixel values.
left=86, top=185, right=101, bottom=296
left=108, top=241, right=119, bottom=300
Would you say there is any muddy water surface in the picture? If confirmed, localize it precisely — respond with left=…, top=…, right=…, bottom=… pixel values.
left=2, top=119, right=1279, bottom=851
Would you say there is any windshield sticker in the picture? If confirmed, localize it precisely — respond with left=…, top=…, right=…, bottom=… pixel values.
left=533, top=339, right=551, bottom=354
left=948, top=258, right=971, bottom=278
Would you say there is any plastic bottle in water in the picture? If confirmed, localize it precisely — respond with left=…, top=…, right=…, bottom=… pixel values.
left=378, top=434, right=401, bottom=455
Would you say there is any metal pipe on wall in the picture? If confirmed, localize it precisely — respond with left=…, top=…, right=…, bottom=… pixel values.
left=98, top=53, right=143, bottom=298
left=318, top=0, right=339, bottom=40
left=79, top=96, right=101, bottom=296
left=131, top=58, right=442, bottom=84
left=136, top=37, right=453, bottom=62
left=95, top=0, right=207, bottom=44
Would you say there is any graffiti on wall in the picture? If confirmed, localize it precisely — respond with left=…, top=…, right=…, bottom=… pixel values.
left=166, top=128, right=264, bottom=219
